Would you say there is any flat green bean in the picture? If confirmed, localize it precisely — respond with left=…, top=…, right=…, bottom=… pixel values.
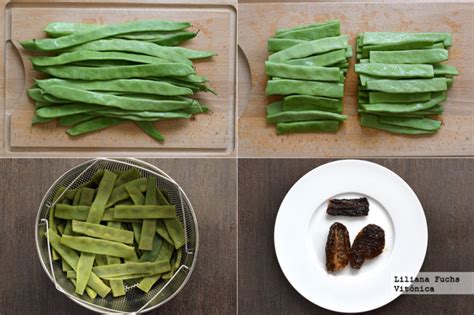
left=59, top=114, right=94, bottom=126
left=93, top=260, right=170, bottom=278
left=37, top=78, right=193, bottom=96
left=106, top=221, right=126, bottom=297
left=433, top=64, right=458, bottom=76
left=266, top=62, right=341, bottom=82
left=85, top=169, right=116, bottom=224
left=366, top=78, right=447, bottom=93
left=61, top=235, right=136, bottom=259
left=108, top=177, right=147, bottom=207
left=72, top=220, right=133, bottom=244
left=268, top=38, right=305, bottom=52
left=370, top=49, right=448, bottom=64
left=285, top=49, right=347, bottom=67
left=75, top=252, right=95, bottom=294
left=139, top=177, right=158, bottom=250
left=361, top=92, right=445, bottom=113
left=360, top=113, right=436, bottom=135
left=31, top=51, right=168, bottom=67
left=267, top=110, right=347, bottom=123
left=35, top=63, right=194, bottom=80
left=47, top=229, right=111, bottom=297
left=156, top=189, right=185, bottom=249
left=275, top=20, right=340, bottom=40
left=266, top=79, right=344, bottom=98
left=369, top=92, right=431, bottom=104
left=379, top=116, right=441, bottom=131
left=45, top=86, right=193, bottom=112
left=136, top=121, right=165, bottom=142
left=276, top=120, right=340, bottom=134
left=79, top=187, right=95, bottom=206
left=269, top=35, right=348, bottom=62
left=156, top=220, right=174, bottom=245
left=113, top=205, right=176, bottom=219
left=283, top=95, right=342, bottom=113
left=36, top=104, right=104, bottom=118
left=22, top=20, right=191, bottom=51
left=67, top=39, right=192, bottom=65
left=115, top=168, right=141, bottom=187
left=362, top=32, right=451, bottom=47
left=355, top=63, right=434, bottom=78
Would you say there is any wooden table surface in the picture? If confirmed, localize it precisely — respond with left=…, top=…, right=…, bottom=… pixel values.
left=238, top=158, right=474, bottom=314
left=0, top=158, right=237, bottom=315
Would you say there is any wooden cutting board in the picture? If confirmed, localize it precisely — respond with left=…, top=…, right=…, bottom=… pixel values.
left=2, top=1, right=236, bottom=155
left=238, top=2, right=474, bottom=157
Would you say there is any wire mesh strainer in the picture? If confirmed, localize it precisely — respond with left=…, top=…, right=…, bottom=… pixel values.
left=35, top=158, right=198, bottom=314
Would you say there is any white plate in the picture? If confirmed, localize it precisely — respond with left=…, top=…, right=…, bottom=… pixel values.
left=274, top=160, right=428, bottom=313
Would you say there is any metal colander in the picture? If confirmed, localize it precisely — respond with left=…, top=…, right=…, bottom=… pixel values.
left=35, top=158, right=199, bottom=314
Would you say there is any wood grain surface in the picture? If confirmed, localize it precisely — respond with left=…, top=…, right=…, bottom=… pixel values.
left=1, top=1, right=236, bottom=156
left=0, top=158, right=237, bottom=315
left=238, top=158, right=474, bottom=314
left=238, top=2, right=474, bottom=157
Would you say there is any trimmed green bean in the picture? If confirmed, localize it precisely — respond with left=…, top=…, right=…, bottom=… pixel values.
left=72, top=220, right=134, bottom=244
left=47, top=229, right=111, bottom=297
left=370, top=49, right=448, bottom=64
left=107, top=177, right=147, bottom=207
left=266, top=62, right=341, bottom=82
left=115, top=168, right=141, bottom=187
left=75, top=253, right=95, bottom=294
left=156, top=220, right=174, bottom=245
left=139, top=235, right=163, bottom=262
left=93, top=260, right=170, bottom=279
left=360, top=113, right=436, bottom=135
left=355, top=63, right=434, bottom=78
left=139, top=177, right=158, bottom=250
left=361, top=92, right=445, bottom=113
left=366, top=78, right=447, bottom=93
left=275, top=20, right=340, bottom=40
left=285, top=49, right=347, bottom=67
left=61, top=235, right=136, bottom=259
left=156, top=189, right=185, bottom=249
left=86, top=169, right=116, bottom=224
left=113, top=205, right=176, bottom=219
left=276, top=120, right=340, bottom=134
left=379, top=116, right=441, bottom=131
left=369, top=92, right=431, bottom=104
left=267, top=110, right=347, bottom=123
left=266, top=79, right=344, bottom=98
left=283, top=95, right=342, bottom=113
left=106, top=221, right=126, bottom=297
left=362, top=32, right=451, bottom=47
left=268, top=38, right=305, bottom=52
left=269, top=35, right=348, bottom=62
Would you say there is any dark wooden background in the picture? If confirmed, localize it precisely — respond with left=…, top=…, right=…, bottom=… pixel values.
left=0, top=158, right=237, bottom=315
left=238, top=158, right=474, bottom=315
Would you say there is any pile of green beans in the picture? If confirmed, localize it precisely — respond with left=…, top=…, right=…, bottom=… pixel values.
left=46, top=168, right=185, bottom=299
left=21, top=20, right=216, bottom=141
left=355, top=32, right=458, bottom=134
left=264, top=20, right=350, bottom=134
